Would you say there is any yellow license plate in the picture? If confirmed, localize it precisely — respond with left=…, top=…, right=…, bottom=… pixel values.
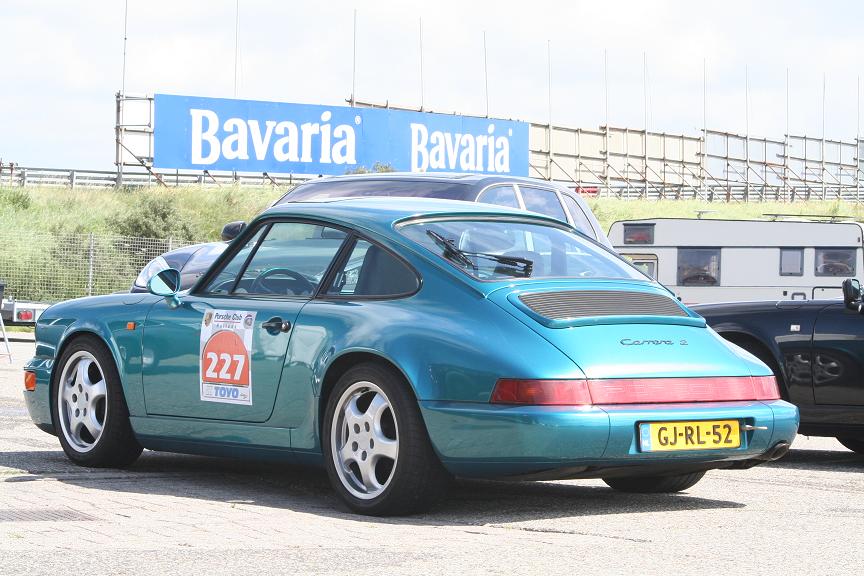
left=639, top=420, right=740, bottom=452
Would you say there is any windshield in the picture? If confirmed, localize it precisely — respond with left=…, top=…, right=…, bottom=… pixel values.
left=399, top=218, right=645, bottom=281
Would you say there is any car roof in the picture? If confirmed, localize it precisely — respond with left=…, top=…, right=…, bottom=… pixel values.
left=257, top=196, right=566, bottom=234
left=294, top=172, right=570, bottom=190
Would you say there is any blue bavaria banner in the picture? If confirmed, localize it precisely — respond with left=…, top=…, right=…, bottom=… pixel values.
left=153, top=94, right=529, bottom=176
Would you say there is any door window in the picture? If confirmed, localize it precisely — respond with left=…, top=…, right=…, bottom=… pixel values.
left=677, top=248, right=720, bottom=286
left=780, top=248, right=804, bottom=276
left=202, top=228, right=266, bottom=294
left=519, top=186, right=568, bottom=222
left=624, top=254, right=658, bottom=279
left=326, top=239, right=419, bottom=297
left=815, top=248, right=856, bottom=277
left=203, top=222, right=347, bottom=296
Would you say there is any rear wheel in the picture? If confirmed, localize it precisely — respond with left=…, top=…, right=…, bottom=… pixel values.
left=323, top=363, right=449, bottom=516
left=51, top=336, right=142, bottom=467
left=603, top=471, right=706, bottom=493
left=837, top=437, right=864, bottom=455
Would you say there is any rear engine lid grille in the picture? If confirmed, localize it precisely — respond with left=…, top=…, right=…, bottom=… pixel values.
left=519, top=290, right=687, bottom=320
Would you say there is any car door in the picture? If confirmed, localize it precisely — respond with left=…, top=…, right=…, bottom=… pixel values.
left=812, top=301, right=864, bottom=405
left=142, top=220, right=350, bottom=422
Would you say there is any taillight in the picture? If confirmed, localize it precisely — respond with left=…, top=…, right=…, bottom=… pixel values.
left=490, top=375, right=781, bottom=405
left=490, top=379, right=592, bottom=405
left=750, top=376, right=781, bottom=400
left=24, top=371, right=36, bottom=392
left=17, top=309, right=34, bottom=322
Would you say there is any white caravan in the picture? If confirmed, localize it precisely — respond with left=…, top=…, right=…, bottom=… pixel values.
left=607, top=217, right=864, bottom=304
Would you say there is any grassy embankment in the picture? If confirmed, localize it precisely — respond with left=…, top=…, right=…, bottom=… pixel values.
left=0, top=185, right=862, bottom=302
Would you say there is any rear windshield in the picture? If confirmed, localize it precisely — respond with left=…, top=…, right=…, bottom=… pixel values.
left=399, top=218, right=644, bottom=281
left=276, top=180, right=473, bottom=203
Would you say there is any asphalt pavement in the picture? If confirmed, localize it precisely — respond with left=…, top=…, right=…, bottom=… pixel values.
left=1, top=340, right=862, bottom=575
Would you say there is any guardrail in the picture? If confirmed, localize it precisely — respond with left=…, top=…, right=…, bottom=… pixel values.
left=2, top=163, right=862, bottom=202
left=0, top=164, right=310, bottom=189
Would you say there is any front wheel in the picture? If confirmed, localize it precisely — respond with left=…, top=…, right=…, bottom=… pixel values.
left=51, top=336, right=142, bottom=467
left=603, top=471, right=706, bottom=493
left=323, top=363, right=448, bottom=516
left=837, top=437, right=864, bottom=455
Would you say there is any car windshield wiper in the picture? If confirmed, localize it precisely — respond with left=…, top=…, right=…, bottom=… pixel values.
left=425, top=230, right=534, bottom=278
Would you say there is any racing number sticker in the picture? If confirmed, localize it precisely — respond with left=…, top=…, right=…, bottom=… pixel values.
left=200, top=310, right=256, bottom=405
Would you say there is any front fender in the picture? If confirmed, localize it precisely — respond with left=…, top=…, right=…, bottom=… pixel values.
left=34, top=293, right=156, bottom=418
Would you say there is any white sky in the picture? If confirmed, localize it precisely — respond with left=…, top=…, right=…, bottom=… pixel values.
left=2, top=0, right=863, bottom=169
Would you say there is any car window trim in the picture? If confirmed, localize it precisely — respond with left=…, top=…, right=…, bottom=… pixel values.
left=228, top=223, right=272, bottom=295
left=192, top=217, right=353, bottom=298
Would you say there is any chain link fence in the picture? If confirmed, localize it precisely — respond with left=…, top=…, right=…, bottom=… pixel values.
left=0, top=230, right=203, bottom=302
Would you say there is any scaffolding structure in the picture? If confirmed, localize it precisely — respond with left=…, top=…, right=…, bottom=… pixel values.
left=111, top=93, right=864, bottom=201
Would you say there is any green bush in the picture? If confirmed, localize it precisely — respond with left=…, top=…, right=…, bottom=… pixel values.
left=111, top=195, right=197, bottom=240
left=0, top=188, right=32, bottom=210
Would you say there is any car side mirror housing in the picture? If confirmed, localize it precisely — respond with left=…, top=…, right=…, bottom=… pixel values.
left=148, top=268, right=182, bottom=307
left=221, top=221, right=246, bottom=242
left=842, top=278, right=862, bottom=312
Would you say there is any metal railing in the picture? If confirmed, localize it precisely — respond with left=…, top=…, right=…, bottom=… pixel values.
left=0, top=163, right=310, bottom=190
left=0, top=230, right=203, bottom=303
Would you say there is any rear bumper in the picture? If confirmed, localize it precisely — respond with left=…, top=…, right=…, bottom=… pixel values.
left=419, top=399, right=799, bottom=479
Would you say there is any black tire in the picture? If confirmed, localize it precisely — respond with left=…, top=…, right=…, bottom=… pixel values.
left=51, top=335, right=142, bottom=468
left=323, top=362, right=449, bottom=516
left=837, top=437, right=864, bottom=455
left=603, top=471, right=706, bottom=493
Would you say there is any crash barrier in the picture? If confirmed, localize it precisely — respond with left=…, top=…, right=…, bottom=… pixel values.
left=0, top=164, right=309, bottom=190
left=0, top=230, right=203, bottom=303
left=0, top=280, right=11, bottom=363
left=2, top=163, right=863, bottom=202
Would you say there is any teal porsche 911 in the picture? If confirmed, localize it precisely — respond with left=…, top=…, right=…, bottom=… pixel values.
left=24, top=198, right=798, bottom=515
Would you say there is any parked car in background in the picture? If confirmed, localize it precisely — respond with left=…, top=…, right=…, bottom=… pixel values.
left=131, top=242, right=227, bottom=293
left=608, top=216, right=864, bottom=304
left=26, top=198, right=797, bottom=516
left=131, top=173, right=609, bottom=292
left=694, top=278, right=864, bottom=455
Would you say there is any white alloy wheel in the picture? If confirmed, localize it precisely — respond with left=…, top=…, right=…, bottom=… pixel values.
left=330, top=381, right=399, bottom=500
left=57, top=350, right=108, bottom=452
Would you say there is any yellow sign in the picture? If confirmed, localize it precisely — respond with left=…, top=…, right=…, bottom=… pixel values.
left=640, top=420, right=740, bottom=452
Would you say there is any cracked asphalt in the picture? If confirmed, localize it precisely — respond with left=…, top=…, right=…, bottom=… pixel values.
left=1, top=340, right=863, bottom=575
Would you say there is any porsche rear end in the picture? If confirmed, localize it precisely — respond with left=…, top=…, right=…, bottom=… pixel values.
left=421, top=281, right=798, bottom=480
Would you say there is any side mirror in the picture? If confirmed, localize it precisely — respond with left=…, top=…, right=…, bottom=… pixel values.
left=148, top=268, right=181, bottom=307
left=842, top=278, right=862, bottom=312
left=221, top=221, right=246, bottom=242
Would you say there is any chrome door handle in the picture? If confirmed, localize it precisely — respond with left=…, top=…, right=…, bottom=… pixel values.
left=741, top=424, right=768, bottom=431
left=262, top=317, right=291, bottom=334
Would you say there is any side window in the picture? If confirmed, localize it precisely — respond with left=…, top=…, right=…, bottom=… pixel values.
left=678, top=248, right=720, bottom=286
left=780, top=248, right=804, bottom=276
left=476, top=185, right=520, bottom=209
left=326, top=239, right=419, bottom=297
left=204, top=222, right=347, bottom=296
left=815, top=248, right=856, bottom=277
left=519, top=186, right=568, bottom=222
left=622, top=223, right=655, bottom=244
left=560, top=193, right=597, bottom=238
left=202, top=227, right=266, bottom=294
